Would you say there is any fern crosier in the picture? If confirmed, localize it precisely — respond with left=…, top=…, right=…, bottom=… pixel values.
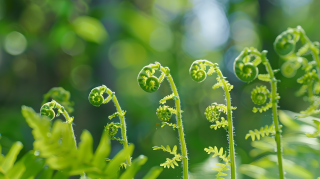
left=42, top=87, right=74, bottom=113
left=88, top=85, right=131, bottom=166
left=233, top=47, right=285, bottom=179
left=190, top=60, right=236, bottom=179
left=137, top=62, right=189, bottom=179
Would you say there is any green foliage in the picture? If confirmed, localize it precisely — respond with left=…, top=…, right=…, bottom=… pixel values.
left=306, top=120, right=320, bottom=137
left=138, top=62, right=189, bottom=178
left=245, top=124, right=283, bottom=141
left=190, top=60, right=236, bottom=179
left=153, top=145, right=182, bottom=169
left=42, top=87, right=74, bottom=114
left=88, top=85, right=131, bottom=165
left=204, top=146, right=230, bottom=179
left=21, top=106, right=162, bottom=179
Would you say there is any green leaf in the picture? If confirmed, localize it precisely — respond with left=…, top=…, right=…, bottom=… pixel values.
left=120, top=155, right=148, bottom=179
left=142, top=166, right=163, bottom=179
left=78, top=130, right=94, bottom=163
left=92, top=130, right=111, bottom=169
left=1, top=141, right=23, bottom=172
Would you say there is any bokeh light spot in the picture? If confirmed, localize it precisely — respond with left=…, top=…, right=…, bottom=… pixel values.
left=71, top=65, right=92, bottom=91
left=4, top=31, right=27, bottom=56
left=109, top=40, right=146, bottom=69
left=149, top=26, right=173, bottom=51
left=61, top=31, right=85, bottom=56
left=73, top=16, right=108, bottom=44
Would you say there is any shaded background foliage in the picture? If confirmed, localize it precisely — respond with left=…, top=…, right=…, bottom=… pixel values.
left=0, top=0, right=319, bottom=178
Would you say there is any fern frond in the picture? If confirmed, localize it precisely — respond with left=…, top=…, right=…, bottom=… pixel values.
left=306, top=120, right=320, bottom=137
left=299, top=97, right=320, bottom=117
left=159, top=93, right=178, bottom=104
left=213, top=77, right=233, bottom=91
left=161, top=122, right=178, bottom=130
left=210, top=117, right=228, bottom=130
left=295, top=84, right=308, bottom=97
left=245, top=124, right=283, bottom=141
left=207, top=66, right=216, bottom=76
left=108, top=110, right=126, bottom=120
left=159, top=154, right=182, bottom=169
left=258, top=74, right=271, bottom=82
left=21, top=106, right=161, bottom=178
left=153, top=145, right=178, bottom=155
left=252, top=102, right=272, bottom=113
left=204, top=146, right=230, bottom=179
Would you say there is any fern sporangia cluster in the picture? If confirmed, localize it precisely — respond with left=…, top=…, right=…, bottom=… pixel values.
left=190, top=60, right=236, bottom=179
left=233, top=47, right=285, bottom=179
left=274, top=26, right=320, bottom=137
left=88, top=85, right=131, bottom=166
left=137, top=62, right=189, bottom=179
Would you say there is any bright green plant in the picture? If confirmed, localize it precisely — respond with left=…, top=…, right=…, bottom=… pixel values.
left=21, top=105, right=163, bottom=178
left=137, top=62, right=189, bottom=178
left=88, top=85, right=131, bottom=166
left=42, top=87, right=74, bottom=114
left=189, top=60, right=236, bottom=179
left=233, top=47, right=285, bottom=179
left=274, top=26, right=320, bottom=137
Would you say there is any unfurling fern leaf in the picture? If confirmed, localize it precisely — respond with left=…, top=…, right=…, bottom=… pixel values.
left=245, top=124, right=283, bottom=141
left=210, top=117, right=228, bottom=130
left=21, top=106, right=162, bottom=179
left=159, top=93, right=178, bottom=104
left=204, top=146, right=230, bottom=179
left=153, top=145, right=183, bottom=169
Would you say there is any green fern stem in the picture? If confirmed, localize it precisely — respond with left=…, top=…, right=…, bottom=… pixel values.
left=205, top=61, right=236, bottom=179
left=166, top=74, right=188, bottom=179
left=104, top=88, right=132, bottom=166
left=111, top=91, right=131, bottom=166
left=261, top=51, right=285, bottom=179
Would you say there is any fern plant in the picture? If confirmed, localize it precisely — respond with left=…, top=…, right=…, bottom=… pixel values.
left=274, top=26, right=320, bottom=117
left=233, top=47, right=285, bottom=179
left=20, top=105, right=163, bottom=178
left=189, top=60, right=236, bottom=179
left=137, top=62, right=189, bottom=178
left=88, top=85, right=131, bottom=165
left=42, top=87, right=74, bottom=114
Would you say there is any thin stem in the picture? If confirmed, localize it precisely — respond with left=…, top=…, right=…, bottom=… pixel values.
left=166, top=74, right=189, bottom=179
left=62, top=110, right=77, bottom=149
left=106, top=89, right=132, bottom=166
left=216, top=69, right=236, bottom=179
left=262, top=53, right=285, bottom=179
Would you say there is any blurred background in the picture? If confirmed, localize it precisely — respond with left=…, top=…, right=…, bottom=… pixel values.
left=1, top=0, right=320, bottom=178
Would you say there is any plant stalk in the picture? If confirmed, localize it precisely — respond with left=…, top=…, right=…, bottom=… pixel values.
left=166, top=74, right=189, bottom=179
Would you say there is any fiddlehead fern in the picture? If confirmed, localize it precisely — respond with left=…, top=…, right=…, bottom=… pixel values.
left=274, top=26, right=320, bottom=119
left=233, top=47, right=285, bottom=179
left=42, top=87, right=74, bottom=113
left=88, top=85, right=131, bottom=166
left=190, top=60, right=236, bottom=179
left=137, top=62, right=189, bottom=179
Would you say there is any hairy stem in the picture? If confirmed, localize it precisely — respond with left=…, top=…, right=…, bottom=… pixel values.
left=106, top=89, right=132, bottom=166
left=166, top=73, right=189, bottom=179
left=262, top=52, right=285, bottom=179
left=216, top=69, right=236, bottom=179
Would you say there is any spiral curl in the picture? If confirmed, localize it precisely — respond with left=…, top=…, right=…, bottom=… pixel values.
left=40, top=102, right=56, bottom=119
left=156, top=105, right=172, bottom=122
left=105, top=122, right=121, bottom=137
left=138, top=65, right=161, bottom=93
left=204, top=103, right=226, bottom=122
left=234, top=48, right=260, bottom=82
left=189, top=61, right=207, bottom=82
left=274, top=28, right=298, bottom=57
left=251, top=86, right=271, bottom=105
left=88, top=85, right=108, bottom=107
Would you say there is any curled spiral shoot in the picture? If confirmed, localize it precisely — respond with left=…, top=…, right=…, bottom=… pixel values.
left=189, top=61, right=207, bottom=82
left=42, top=87, right=74, bottom=113
left=138, top=64, right=162, bottom=93
left=251, top=86, right=271, bottom=105
left=156, top=105, right=172, bottom=122
left=204, top=103, right=223, bottom=122
left=88, top=85, right=109, bottom=107
left=234, top=48, right=261, bottom=83
left=40, top=101, right=56, bottom=120
left=105, top=122, right=121, bottom=137
left=274, top=28, right=299, bottom=57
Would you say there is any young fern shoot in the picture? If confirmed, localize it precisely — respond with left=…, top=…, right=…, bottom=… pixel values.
left=88, top=85, right=131, bottom=166
left=233, top=47, right=284, bottom=179
left=40, top=100, right=77, bottom=148
left=190, top=60, right=236, bottom=179
left=137, top=62, right=189, bottom=179
left=274, top=26, right=320, bottom=136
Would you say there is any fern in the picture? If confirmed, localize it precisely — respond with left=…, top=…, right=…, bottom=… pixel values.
left=159, top=93, right=178, bottom=104
left=299, top=97, right=320, bottom=118
left=21, top=106, right=162, bottom=179
left=306, top=120, right=320, bottom=137
left=210, top=117, right=228, bottom=130
left=245, top=124, right=283, bottom=141
left=153, top=145, right=183, bottom=169
left=204, top=146, right=230, bottom=179
left=41, top=87, right=74, bottom=114
left=161, top=122, right=178, bottom=130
